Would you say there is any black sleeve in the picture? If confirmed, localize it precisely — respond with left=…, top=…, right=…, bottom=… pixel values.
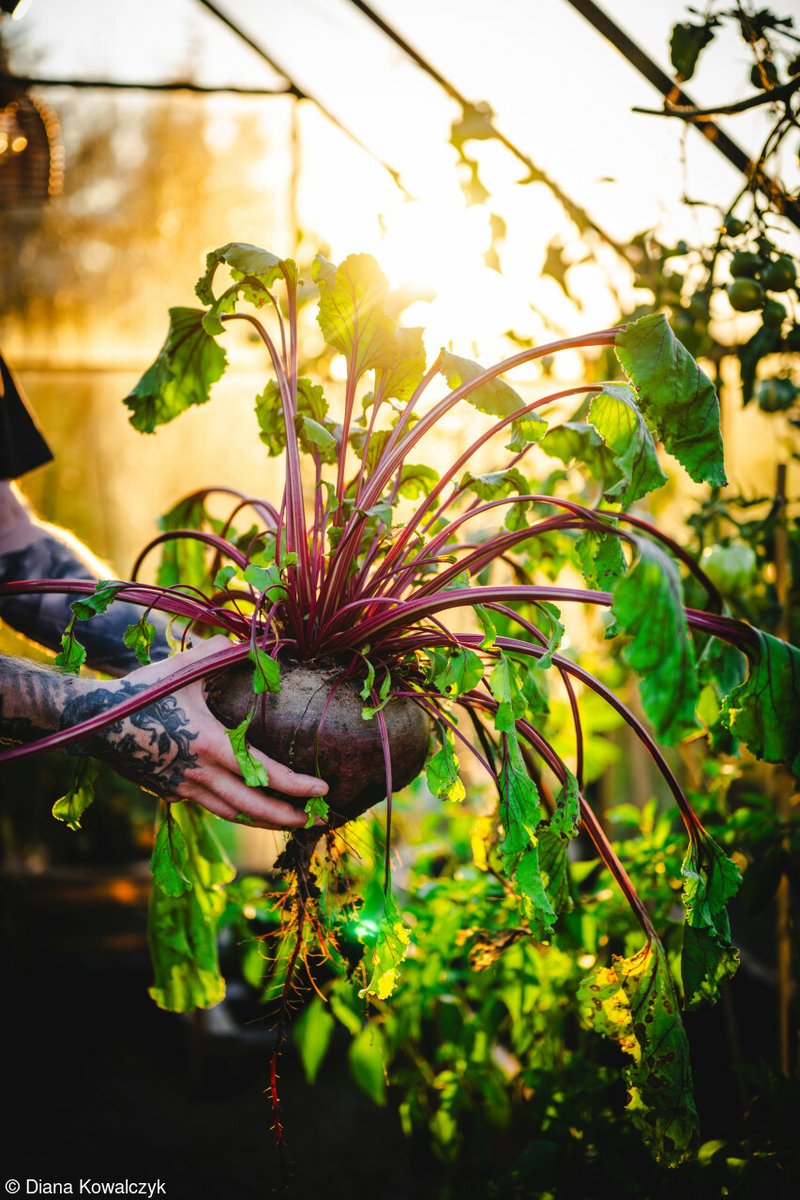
left=0, top=350, right=54, bottom=480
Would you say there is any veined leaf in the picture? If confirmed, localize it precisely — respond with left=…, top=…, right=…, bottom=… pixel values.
left=70, top=580, right=124, bottom=620
left=440, top=351, right=524, bottom=419
left=427, top=725, right=465, bottom=803
left=615, top=313, right=727, bottom=487
left=226, top=713, right=269, bottom=787
left=539, top=420, right=620, bottom=490
left=313, top=253, right=396, bottom=379
left=537, top=769, right=580, bottom=915
left=460, top=466, right=529, bottom=502
left=498, top=734, right=556, bottom=936
left=681, top=831, right=741, bottom=1009
left=304, top=795, right=330, bottom=828
left=588, top=383, right=668, bottom=505
left=348, top=1025, right=389, bottom=1106
left=376, top=325, right=426, bottom=403
left=489, top=652, right=527, bottom=731
left=396, top=463, right=440, bottom=500
left=249, top=646, right=281, bottom=696
left=52, top=758, right=98, bottom=831
left=574, top=526, right=626, bottom=594
left=150, top=808, right=191, bottom=898
left=359, top=889, right=412, bottom=1000
left=124, top=308, right=226, bottom=433
left=611, top=539, right=700, bottom=743
left=720, top=629, right=800, bottom=777
left=124, top=616, right=157, bottom=666
left=55, top=620, right=87, bottom=675
left=195, top=242, right=289, bottom=308
left=535, top=601, right=564, bottom=670
left=157, top=495, right=209, bottom=588
left=578, top=938, right=699, bottom=1164
left=427, top=646, right=484, bottom=697
left=147, top=804, right=232, bottom=1012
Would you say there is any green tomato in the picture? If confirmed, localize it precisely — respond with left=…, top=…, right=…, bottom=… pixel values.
left=730, top=251, right=764, bottom=279
left=762, top=298, right=787, bottom=328
left=757, top=377, right=799, bottom=413
left=724, top=216, right=746, bottom=238
left=700, top=544, right=757, bottom=595
left=761, top=256, right=796, bottom=292
left=727, top=278, right=764, bottom=311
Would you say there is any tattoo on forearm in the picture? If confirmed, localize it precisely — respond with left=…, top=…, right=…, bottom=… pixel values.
left=62, top=683, right=199, bottom=795
left=0, top=659, right=198, bottom=798
left=0, top=534, right=169, bottom=674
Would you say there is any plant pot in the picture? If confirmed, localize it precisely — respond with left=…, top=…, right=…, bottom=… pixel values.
left=205, top=661, right=431, bottom=828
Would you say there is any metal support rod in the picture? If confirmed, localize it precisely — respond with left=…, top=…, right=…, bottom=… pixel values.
left=0, top=73, right=293, bottom=96
left=563, top=0, right=800, bottom=230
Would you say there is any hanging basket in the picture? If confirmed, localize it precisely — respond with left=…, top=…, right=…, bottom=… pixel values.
left=0, top=84, right=63, bottom=209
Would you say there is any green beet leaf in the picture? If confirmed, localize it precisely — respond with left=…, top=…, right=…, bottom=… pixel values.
left=575, top=526, right=626, bottom=594
left=249, top=646, right=281, bottom=696
left=124, top=616, right=156, bottom=666
left=313, top=253, right=397, bottom=380
left=55, top=617, right=87, bottom=675
left=426, top=725, right=466, bottom=803
left=195, top=242, right=289, bottom=308
left=348, top=1024, right=389, bottom=1106
left=611, top=539, right=700, bottom=743
left=681, top=831, right=741, bottom=1009
left=376, top=324, right=427, bottom=403
left=427, top=646, right=484, bottom=697
left=294, top=995, right=336, bottom=1085
left=304, top=795, right=330, bottom=828
left=578, top=937, right=699, bottom=1164
left=498, top=733, right=556, bottom=936
left=588, top=383, right=668, bottom=505
left=720, top=629, right=800, bottom=777
left=70, top=580, right=124, bottom=620
left=359, top=889, right=412, bottom=1000
left=440, top=351, right=524, bottom=419
left=124, top=308, right=226, bottom=433
left=150, top=808, right=191, bottom=898
left=52, top=758, right=98, bottom=832
left=489, top=652, right=527, bottom=732
left=615, top=313, right=727, bottom=487
left=539, top=420, right=621, bottom=492
left=147, top=881, right=226, bottom=1012
left=396, top=462, right=440, bottom=500
left=536, top=770, right=580, bottom=916
left=534, top=601, right=564, bottom=670
left=226, top=713, right=269, bottom=787
left=670, top=20, right=715, bottom=82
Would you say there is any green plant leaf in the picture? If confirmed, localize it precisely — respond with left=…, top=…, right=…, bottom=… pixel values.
left=535, top=601, right=564, bottom=670
left=156, top=495, right=210, bottom=588
left=539, top=420, right=620, bottom=490
left=670, top=20, right=715, bottom=82
left=578, top=938, right=699, bottom=1164
left=124, top=308, right=226, bottom=433
left=489, top=652, right=527, bottom=731
left=588, top=384, right=668, bottom=505
left=249, top=646, right=281, bottom=695
left=150, top=809, right=191, bottom=898
left=681, top=832, right=741, bottom=1009
left=426, top=725, right=466, bottom=803
left=359, top=889, right=412, bottom=1000
left=440, top=351, right=524, bottom=419
left=460, top=466, right=529, bottom=502
left=70, top=580, right=124, bottom=620
left=498, top=734, right=556, bottom=936
left=55, top=618, right=87, bottom=675
left=376, top=325, right=427, bottom=403
left=720, top=629, right=800, bottom=776
left=226, top=713, right=269, bottom=787
left=427, top=646, right=484, bottom=697
left=147, top=882, right=226, bottom=1012
left=348, top=1024, right=388, bottom=1105
left=574, top=526, right=626, bottom=594
left=244, top=562, right=287, bottom=602
left=294, top=995, right=336, bottom=1084
left=615, top=313, right=727, bottom=487
left=313, top=253, right=396, bottom=379
left=611, top=539, right=700, bottom=743
left=124, top=616, right=157, bottom=666
left=304, top=795, right=330, bottom=828
left=396, top=463, right=440, bottom=500
left=195, top=242, right=289, bottom=311
left=51, top=758, right=98, bottom=831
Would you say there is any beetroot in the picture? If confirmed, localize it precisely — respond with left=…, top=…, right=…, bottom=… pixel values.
left=205, top=661, right=431, bottom=827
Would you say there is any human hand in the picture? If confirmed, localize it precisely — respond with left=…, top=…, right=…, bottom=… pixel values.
left=68, top=636, right=328, bottom=829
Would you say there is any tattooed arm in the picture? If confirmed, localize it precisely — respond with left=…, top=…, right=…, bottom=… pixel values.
left=0, top=481, right=169, bottom=675
left=0, top=637, right=328, bottom=830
